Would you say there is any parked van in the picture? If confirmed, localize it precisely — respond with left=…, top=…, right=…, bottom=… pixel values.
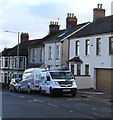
left=39, top=70, right=77, bottom=96
left=18, top=68, right=47, bottom=93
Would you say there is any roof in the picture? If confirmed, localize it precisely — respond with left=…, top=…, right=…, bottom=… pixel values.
left=1, top=39, right=42, bottom=57
left=42, top=30, right=65, bottom=43
left=0, top=48, right=13, bottom=56
left=8, top=41, right=31, bottom=56
left=70, top=15, right=113, bottom=38
left=44, top=22, right=90, bottom=43
left=68, top=57, right=83, bottom=64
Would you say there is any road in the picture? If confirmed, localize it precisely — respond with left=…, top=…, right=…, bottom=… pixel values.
left=2, top=90, right=112, bottom=119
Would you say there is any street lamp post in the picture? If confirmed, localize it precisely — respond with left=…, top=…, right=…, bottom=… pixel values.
left=5, top=31, right=20, bottom=78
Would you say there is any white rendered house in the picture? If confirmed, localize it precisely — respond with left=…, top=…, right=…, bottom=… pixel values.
left=69, top=15, right=113, bottom=91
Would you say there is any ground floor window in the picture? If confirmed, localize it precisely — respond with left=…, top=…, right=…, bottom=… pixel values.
left=1, top=73, right=4, bottom=82
left=77, top=64, right=81, bottom=75
left=4, top=73, right=8, bottom=83
left=71, top=65, right=74, bottom=75
left=85, top=64, right=89, bottom=75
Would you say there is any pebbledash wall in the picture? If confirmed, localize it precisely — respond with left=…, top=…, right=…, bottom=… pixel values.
left=69, top=33, right=112, bottom=89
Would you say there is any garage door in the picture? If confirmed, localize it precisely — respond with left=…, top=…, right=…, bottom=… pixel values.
left=96, top=69, right=113, bottom=91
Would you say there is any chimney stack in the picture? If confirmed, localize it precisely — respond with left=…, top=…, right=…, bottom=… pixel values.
left=49, top=21, right=59, bottom=34
left=93, top=4, right=105, bottom=21
left=66, top=13, right=77, bottom=28
left=20, top=33, right=29, bottom=43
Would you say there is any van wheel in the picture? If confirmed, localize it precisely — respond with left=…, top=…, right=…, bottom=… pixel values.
left=14, top=87, right=17, bottom=93
left=39, top=88, right=43, bottom=95
left=9, top=87, right=12, bottom=92
left=50, top=88, right=55, bottom=97
left=72, top=93, right=76, bottom=97
left=18, top=87, right=21, bottom=93
left=27, top=86, right=31, bottom=94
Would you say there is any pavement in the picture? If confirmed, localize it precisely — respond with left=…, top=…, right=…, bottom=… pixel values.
left=77, top=89, right=113, bottom=103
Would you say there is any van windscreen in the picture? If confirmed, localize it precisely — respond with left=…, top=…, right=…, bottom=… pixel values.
left=50, top=72, right=73, bottom=79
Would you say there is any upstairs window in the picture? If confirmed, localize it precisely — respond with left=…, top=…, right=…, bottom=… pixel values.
left=32, top=49, right=36, bottom=62
left=40, top=49, right=43, bottom=62
left=1, top=58, right=3, bottom=67
left=19, top=57, right=24, bottom=69
left=5, top=58, right=8, bottom=67
left=48, top=46, right=52, bottom=60
left=14, top=57, right=18, bottom=68
left=109, top=37, right=113, bottom=54
left=96, top=38, right=101, bottom=55
left=76, top=41, right=79, bottom=56
left=85, top=40, right=90, bottom=55
left=10, top=58, right=13, bottom=68
left=56, top=45, right=60, bottom=60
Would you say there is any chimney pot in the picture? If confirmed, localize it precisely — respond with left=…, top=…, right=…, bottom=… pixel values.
left=67, top=13, right=69, bottom=17
left=72, top=13, right=74, bottom=17
left=97, top=4, right=100, bottom=8
left=55, top=22, right=58, bottom=25
left=100, top=4, right=102, bottom=9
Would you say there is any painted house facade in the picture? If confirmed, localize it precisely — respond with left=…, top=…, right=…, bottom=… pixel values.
left=44, top=14, right=90, bottom=69
left=28, top=39, right=45, bottom=68
left=69, top=5, right=113, bottom=91
left=0, top=33, right=33, bottom=87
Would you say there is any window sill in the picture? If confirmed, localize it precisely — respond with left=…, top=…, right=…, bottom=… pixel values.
left=48, top=58, right=52, bottom=60
left=85, top=55, right=89, bottom=56
left=96, top=54, right=101, bottom=56
left=55, top=58, right=59, bottom=60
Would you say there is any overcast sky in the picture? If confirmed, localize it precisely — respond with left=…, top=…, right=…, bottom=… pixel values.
left=0, top=0, right=112, bottom=52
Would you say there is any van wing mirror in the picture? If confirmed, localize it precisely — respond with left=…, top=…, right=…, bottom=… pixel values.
left=47, top=76, right=50, bottom=81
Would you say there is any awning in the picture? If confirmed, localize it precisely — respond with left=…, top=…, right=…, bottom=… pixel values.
left=68, top=56, right=83, bottom=64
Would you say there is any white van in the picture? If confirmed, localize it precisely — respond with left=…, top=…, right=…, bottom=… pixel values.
left=18, top=68, right=47, bottom=93
left=39, top=70, right=77, bottom=96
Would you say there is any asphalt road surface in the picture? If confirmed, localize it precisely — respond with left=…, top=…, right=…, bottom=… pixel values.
left=1, top=91, right=112, bottom=119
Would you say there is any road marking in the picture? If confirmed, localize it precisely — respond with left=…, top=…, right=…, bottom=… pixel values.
left=52, top=105, right=58, bottom=108
left=47, top=103, right=52, bottom=106
left=20, top=96, right=25, bottom=99
left=67, top=99, right=72, bottom=100
left=47, top=103, right=58, bottom=108
left=33, top=99, right=38, bottom=102
left=70, top=110, right=73, bottom=113
left=37, top=100, right=43, bottom=103
left=27, top=100, right=33, bottom=103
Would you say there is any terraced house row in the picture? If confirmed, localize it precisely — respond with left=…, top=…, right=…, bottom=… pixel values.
left=0, top=4, right=113, bottom=91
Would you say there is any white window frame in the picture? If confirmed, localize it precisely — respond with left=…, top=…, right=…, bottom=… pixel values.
left=96, top=38, right=101, bottom=55
left=56, top=45, right=60, bottom=60
left=85, top=39, right=90, bottom=55
left=76, top=41, right=79, bottom=56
